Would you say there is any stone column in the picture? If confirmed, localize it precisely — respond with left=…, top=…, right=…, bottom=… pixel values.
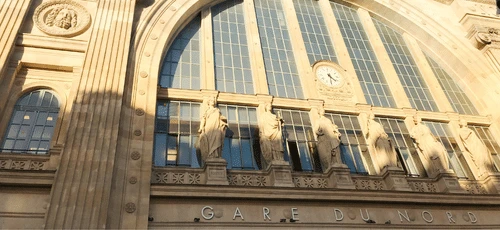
left=468, top=26, right=500, bottom=74
left=44, top=0, right=136, bottom=229
left=0, top=0, right=33, bottom=115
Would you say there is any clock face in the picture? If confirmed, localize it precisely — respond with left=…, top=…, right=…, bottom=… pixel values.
left=316, top=66, right=342, bottom=87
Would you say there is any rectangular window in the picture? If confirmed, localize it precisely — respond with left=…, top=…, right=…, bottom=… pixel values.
left=425, top=54, right=479, bottom=115
left=212, top=0, right=254, bottom=94
left=332, top=3, right=396, bottom=108
left=375, top=117, right=420, bottom=176
left=219, top=105, right=259, bottom=169
left=373, top=18, right=438, bottom=111
left=154, top=101, right=201, bottom=167
left=323, top=113, right=369, bottom=174
left=423, top=121, right=468, bottom=178
left=255, top=0, right=304, bottom=99
left=293, top=0, right=337, bottom=64
left=470, top=125, right=500, bottom=171
left=275, top=109, right=316, bottom=172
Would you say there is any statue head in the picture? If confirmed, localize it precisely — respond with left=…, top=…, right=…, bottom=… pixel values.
left=208, top=97, right=216, bottom=107
left=52, top=7, right=76, bottom=30
left=318, top=108, right=325, bottom=116
left=413, top=115, right=422, bottom=125
left=368, top=112, right=375, bottom=120
left=459, top=119, right=468, bottom=128
left=265, top=103, right=272, bottom=112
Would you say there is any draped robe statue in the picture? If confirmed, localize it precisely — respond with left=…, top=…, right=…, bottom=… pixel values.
left=365, top=113, right=398, bottom=172
left=313, top=108, right=342, bottom=171
left=459, top=119, right=493, bottom=177
left=197, top=97, right=227, bottom=161
left=259, top=103, right=284, bottom=165
left=410, top=117, right=450, bottom=175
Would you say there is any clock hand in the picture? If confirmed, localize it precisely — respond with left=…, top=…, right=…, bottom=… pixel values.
left=327, top=73, right=338, bottom=82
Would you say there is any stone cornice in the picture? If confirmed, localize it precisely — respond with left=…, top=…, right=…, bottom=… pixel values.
left=151, top=184, right=500, bottom=205
left=466, top=0, right=496, bottom=5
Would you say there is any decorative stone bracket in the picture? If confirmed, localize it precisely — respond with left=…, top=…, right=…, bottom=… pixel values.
left=468, top=25, right=500, bottom=50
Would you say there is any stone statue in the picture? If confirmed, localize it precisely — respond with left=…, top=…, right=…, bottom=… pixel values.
left=410, top=116, right=450, bottom=175
left=46, top=6, right=78, bottom=30
left=459, top=119, right=493, bottom=177
left=197, top=97, right=227, bottom=161
left=313, top=108, right=342, bottom=171
left=259, top=103, right=284, bottom=165
left=364, top=113, right=398, bottom=172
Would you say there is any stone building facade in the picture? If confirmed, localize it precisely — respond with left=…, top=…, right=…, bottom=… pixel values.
left=1, top=0, right=500, bottom=229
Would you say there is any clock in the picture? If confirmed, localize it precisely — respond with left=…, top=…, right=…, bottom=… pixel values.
left=315, top=65, right=343, bottom=87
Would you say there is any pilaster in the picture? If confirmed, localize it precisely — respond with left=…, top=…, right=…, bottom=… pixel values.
left=201, top=8, right=215, bottom=90
left=357, top=9, right=412, bottom=109
left=44, top=0, right=136, bottom=229
left=0, top=0, right=33, bottom=116
left=280, top=0, right=315, bottom=99
left=403, top=33, right=455, bottom=113
left=243, top=0, right=268, bottom=95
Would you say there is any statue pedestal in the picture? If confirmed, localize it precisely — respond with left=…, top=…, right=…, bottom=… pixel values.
left=267, top=160, right=294, bottom=187
left=381, top=166, right=412, bottom=191
left=203, top=158, right=229, bottom=185
left=326, top=164, right=356, bottom=189
left=482, top=172, right=500, bottom=194
left=435, top=170, right=465, bottom=193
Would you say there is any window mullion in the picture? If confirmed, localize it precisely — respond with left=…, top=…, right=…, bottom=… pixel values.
left=356, top=9, right=412, bottom=108
left=243, top=0, right=268, bottom=95
left=201, top=8, right=215, bottom=90
left=402, top=33, right=455, bottom=113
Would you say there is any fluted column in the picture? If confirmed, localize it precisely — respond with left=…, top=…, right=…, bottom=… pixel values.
left=0, top=0, right=32, bottom=114
left=44, top=0, right=136, bottom=229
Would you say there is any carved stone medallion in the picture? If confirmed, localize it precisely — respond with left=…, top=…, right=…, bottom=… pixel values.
left=33, top=0, right=91, bottom=37
left=312, top=60, right=354, bottom=103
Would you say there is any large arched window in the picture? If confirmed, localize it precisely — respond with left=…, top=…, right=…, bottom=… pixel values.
left=153, top=0, right=499, bottom=179
left=1, top=90, right=60, bottom=154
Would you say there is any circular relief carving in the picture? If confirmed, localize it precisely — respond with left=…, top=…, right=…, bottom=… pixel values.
left=138, top=90, right=146, bottom=95
left=129, top=176, right=138, bottom=184
left=131, top=151, right=141, bottom=160
left=140, top=71, right=148, bottom=78
left=134, top=130, right=142, bottom=136
left=135, top=108, right=145, bottom=116
left=33, top=0, right=91, bottom=37
left=125, top=202, right=136, bottom=213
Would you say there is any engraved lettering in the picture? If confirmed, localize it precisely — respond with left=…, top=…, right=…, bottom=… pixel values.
left=263, top=207, right=271, bottom=221
left=421, top=211, right=433, bottom=223
left=201, top=206, right=214, bottom=220
left=446, top=212, right=455, bottom=223
left=233, top=207, right=244, bottom=220
left=334, top=208, right=344, bottom=221
left=291, top=208, right=299, bottom=221
left=468, top=212, right=477, bottom=223
left=398, top=210, right=410, bottom=222
left=360, top=209, right=370, bottom=221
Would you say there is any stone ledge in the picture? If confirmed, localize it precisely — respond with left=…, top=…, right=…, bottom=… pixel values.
left=0, top=170, right=55, bottom=186
left=150, top=184, right=500, bottom=206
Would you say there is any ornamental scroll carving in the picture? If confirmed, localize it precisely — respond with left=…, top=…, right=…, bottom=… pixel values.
left=470, top=26, right=500, bottom=49
left=33, top=0, right=91, bottom=37
left=315, top=78, right=354, bottom=103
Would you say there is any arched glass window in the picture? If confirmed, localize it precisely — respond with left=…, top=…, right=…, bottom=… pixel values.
left=212, top=0, right=254, bottom=94
left=159, top=15, right=201, bottom=89
left=373, top=18, right=439, bottom=111
left=255, top=0, right=304, bottom=99
left=332, top=3, right=396, bottom=108
left=1, top=90, right=60, bottom=154
left=153, top=0, right=495, bottom=179
left=294, top=0, right=338, bottom=64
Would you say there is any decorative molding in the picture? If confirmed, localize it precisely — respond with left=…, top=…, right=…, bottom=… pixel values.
left=466, top=0, right=496, bottom=5
left=467, top=25, right=500, bottom=50
left=33, top=0, right=91, bottom=37
left=433, top=0, right=454, bottom=5
left=0, top=154, right=50, bottom=170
